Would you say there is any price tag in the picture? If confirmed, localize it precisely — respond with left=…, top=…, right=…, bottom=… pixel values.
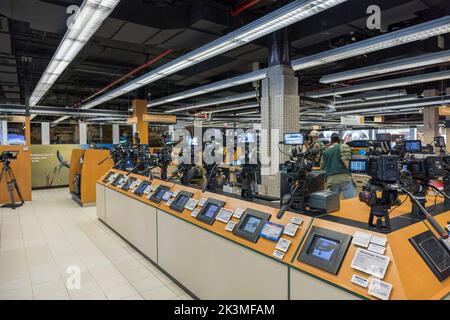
left=273, top=250, right=285, bottom=260
left=151, top=184, right=160, bottom=191
left=275, top=238, right=291, bottom=253
left=370, top=235, right=387, bottom=247
left=233, top=208, right=245, bottom=219
left=368, top=243, right=386, bottom=255
left=225, top=220, right=237, bottom=232
left=368, top=278, right=392, bottom=300
left=351, top=248, right=390, bottom=279
left=162, top=191, right=173, bottom=202
left=283, top=223, right=299, bottom=237
left=198, top=198, right=207, bottom=207
left=172, top=190, right=180, bottom=197
left=290, top=217, right=303, bottom=226
left=352, top=231, right=372, bottom=248
left=184, top=198, right=198, bottom=211
left=144, top=185, right=152, bottom=194
left=166, top=199, right=174, bottom=206
left=351, top=274, right=369, bottom=288
left=191, top=209, right=200, bottom=218
left=216, top=208, right=234, bottom=223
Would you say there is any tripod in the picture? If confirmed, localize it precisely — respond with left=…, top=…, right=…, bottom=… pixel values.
left=0, top=159, right=24, bottom=209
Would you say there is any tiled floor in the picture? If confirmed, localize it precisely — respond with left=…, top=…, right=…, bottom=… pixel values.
left=0, top=188, right=192, bottom=300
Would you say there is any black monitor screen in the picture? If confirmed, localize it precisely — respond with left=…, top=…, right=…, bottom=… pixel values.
left=153, top=188, right=166, bottom=201
left=242, top=216, right=262, bottom=234
left=405, top=140, right=422, bottom=153
left=203, top=203, right=219, bottom=218
left=174, top=194, right=188, bottom=207
left=136, top=182, right=148, bottom=195
left=376, top=133, right=391, bottom=142
left=283, top=133, right=304, bottom=145
left=349, top=159, right=367, bottom=174
left=310, top=236, right=340, bottom=262
left=420, top=238, right=450, bottom=272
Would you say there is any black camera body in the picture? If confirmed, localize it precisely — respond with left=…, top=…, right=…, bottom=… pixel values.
left=403, top=156, right=445, bottom=180
left=367, top=155, right=399, bottom=184
left=1, top=151, right=18, bottom=162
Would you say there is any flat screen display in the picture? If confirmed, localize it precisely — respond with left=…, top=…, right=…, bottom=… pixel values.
left=405, top=140, right=421, bottom=153
left=242, top=216, right=262, bottom=234
left=203, top=203, right=219, bottom=218
left=376, top=133, right=391, bottom=142
left=135, top=182, right=149, bottom=195
left=174, top=194, right=188, bottom=207
left=420, top=238, right=450, bottom=273
left=349, top=159, right=367, bottom=174
left=310, top=236, right=339, bottom=262
left=153, top=188, right=166, bottom=201
left=283, top=133, right=304, bottom=145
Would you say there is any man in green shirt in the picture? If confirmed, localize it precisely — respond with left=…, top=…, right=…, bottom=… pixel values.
left=320, top=133, right=356, bottom=199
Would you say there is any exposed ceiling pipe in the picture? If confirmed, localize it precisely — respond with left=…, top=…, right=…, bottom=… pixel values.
left=230, top=0, right=262, bottom=16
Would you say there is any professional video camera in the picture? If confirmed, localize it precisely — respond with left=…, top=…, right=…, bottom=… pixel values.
left=356, top=155, right=401, bottom=232
left=0, top=151, right=24, bottom=209
left=277, top=135, right=336, bottom=219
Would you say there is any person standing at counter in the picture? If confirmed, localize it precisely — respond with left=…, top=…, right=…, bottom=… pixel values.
left=320, top=133, right=356, bottom=199
left=308, top=130, right=325, bottom=166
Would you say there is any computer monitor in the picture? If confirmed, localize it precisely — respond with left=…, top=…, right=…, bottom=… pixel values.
left=404, top=140, right=422, bottom=153
left=283, top=133, right=304, bottom=145
left=376, top=133, right=391, bottom=142
left=349, top=159, right=367, bottom=174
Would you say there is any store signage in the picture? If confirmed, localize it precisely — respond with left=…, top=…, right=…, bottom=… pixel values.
left=143, top=114, right=176, bottom=123
left=127, top=117, right=138, bottom=124
left=340, top=115, right=365, bottom=126
left=439, top=106, right=450, bottom=116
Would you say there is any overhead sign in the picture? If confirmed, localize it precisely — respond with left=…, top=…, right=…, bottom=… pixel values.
left=127, top=117, right=137, bottom=125
left=439, top=106, right=450, bottom=116
left=340, top=115, right=365, bottom=126
left=143, top=114, right=176, bottom=123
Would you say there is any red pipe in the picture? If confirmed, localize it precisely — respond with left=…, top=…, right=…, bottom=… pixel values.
left=230, top=0, right=262, bottom=16
left=75, top=49, right=173, bottom=107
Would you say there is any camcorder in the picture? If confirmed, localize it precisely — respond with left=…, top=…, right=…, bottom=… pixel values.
left=349, top=155, right=400, bottom=185
left=0, top=151, right=19, bottom=163
left=402, top=156, right=446, bottom=181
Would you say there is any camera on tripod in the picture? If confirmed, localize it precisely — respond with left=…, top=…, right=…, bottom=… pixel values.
left=0, top=150, right=24, bottom=209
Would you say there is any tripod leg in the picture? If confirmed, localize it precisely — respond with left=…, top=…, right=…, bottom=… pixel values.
left=6, top=168, right=24, bottom=207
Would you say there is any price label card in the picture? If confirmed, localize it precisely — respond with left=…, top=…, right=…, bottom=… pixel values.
left=370, top=235, right=387, bottom=247
left=352, top=231, right=372, bottom=248
left=368, top=278, right=392, bottom=300
left=283, top=223, right=299, bottom=237
left=172, top=190, right=180, bottom=197
left=198, top=198, right=207, bottom=207
left=260, top=222, right=284, bottom=242
left=184, top=198, right=198, bottom=211
left=146, top=192, right=154, bottom=199
left=162, top=191, right=173, bottom=202
left=275, top=238, right=291, bottom=253
left=144, top=185, right=152, bottom=194
left=191, top=209, right=200, bottom=218
left=216, top=208, right=234, bottom=223
left=273, top=250, right=285, bottom=260
left=351, top=274, right=369, bottom=288
left=351, top=248, right=390, bottom=279
left=233, top=208, right=245, bottom=219
left=290, top=217, right=303, bottom=226
left=225, top=220, right=237, bottom=232
left=166, top=199, right=174, bottom=206
left=368, top=243, right=386, bottom=255
left=151, top=185, right=160, bottom=191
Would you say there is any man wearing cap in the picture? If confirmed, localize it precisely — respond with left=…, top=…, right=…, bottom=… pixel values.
left=308, top=130, right=324, bottom=166
left=320, top=133, right=356, bottom=199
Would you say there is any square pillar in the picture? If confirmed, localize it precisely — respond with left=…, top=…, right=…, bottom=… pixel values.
left=0, top=121, right=7, bottom=145
left=42, top=122, right=50, bottom=145
left=112, top=124, right=120, bottom=144
left=423, top=89, right=440, bottom=145
left=79, top=123, right=87, bottom=145
left=132, top=99, right=148, bottom=145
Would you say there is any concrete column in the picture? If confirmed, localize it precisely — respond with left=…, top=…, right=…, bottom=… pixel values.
left=422, top=89, right=440, bottom=144
left=132, top=99, right=148, bottom=145
left=41, top=122, right=50, bottom=145
left=79, top=123, right=87, bottom=145
left=112, top=124, right=120, bottom=144
left=0, top=121, right=7, bottom=145
left=260, top=65, right=299, bottom=197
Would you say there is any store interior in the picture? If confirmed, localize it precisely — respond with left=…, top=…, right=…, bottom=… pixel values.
left=0, top=0, right=450, bottom=301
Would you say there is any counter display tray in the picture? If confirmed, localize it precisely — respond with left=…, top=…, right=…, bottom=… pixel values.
left=409, top=231, right=450, bottom=282
left=150, top=185, right=171, bottom=204
left=134, top=181, right=150, bottom=197
left=170, top=190, right=194, bottom=213
left=297, top=226, right=352, bottom=275
left=233, top=209, right=271, bottom=243
left=196, top=198, right=226, bottom=225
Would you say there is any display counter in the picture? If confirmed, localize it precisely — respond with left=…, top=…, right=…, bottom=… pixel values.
left=69, top=149, right=113, bottom=206
left=0, top=145, right=32, bottom=204
left=97, top=169, right=450, bottom=300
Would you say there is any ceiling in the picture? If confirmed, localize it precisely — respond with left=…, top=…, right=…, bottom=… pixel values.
left=1, top=0, right=450, bottom=127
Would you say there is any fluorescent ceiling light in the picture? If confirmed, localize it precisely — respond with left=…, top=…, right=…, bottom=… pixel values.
left=144, top=16, right=450, bottom=108
left=162, top=92, right=257, bottom=113
left=321, top=50, right=450, bottom=83
left=292, top=15, right=450, bottom=71
left=30, top=0, right=120, bottom=107
left=332, top=94, right=417, bottom=109
left=333, top=90, right=407, bottom=104
left=202, top=102, right=260, bottom=114
left=52, top=0, right=345, bottom=123
left=306, top=70, right=450, bottom=98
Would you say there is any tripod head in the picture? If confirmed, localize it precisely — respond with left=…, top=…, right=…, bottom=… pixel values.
left=0, top=151, right=18, bottom=168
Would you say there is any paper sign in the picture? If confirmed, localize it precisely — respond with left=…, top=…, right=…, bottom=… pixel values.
left=368, top=278, right=392, bottom=300
left=352, top=231, right=372, bottom=248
